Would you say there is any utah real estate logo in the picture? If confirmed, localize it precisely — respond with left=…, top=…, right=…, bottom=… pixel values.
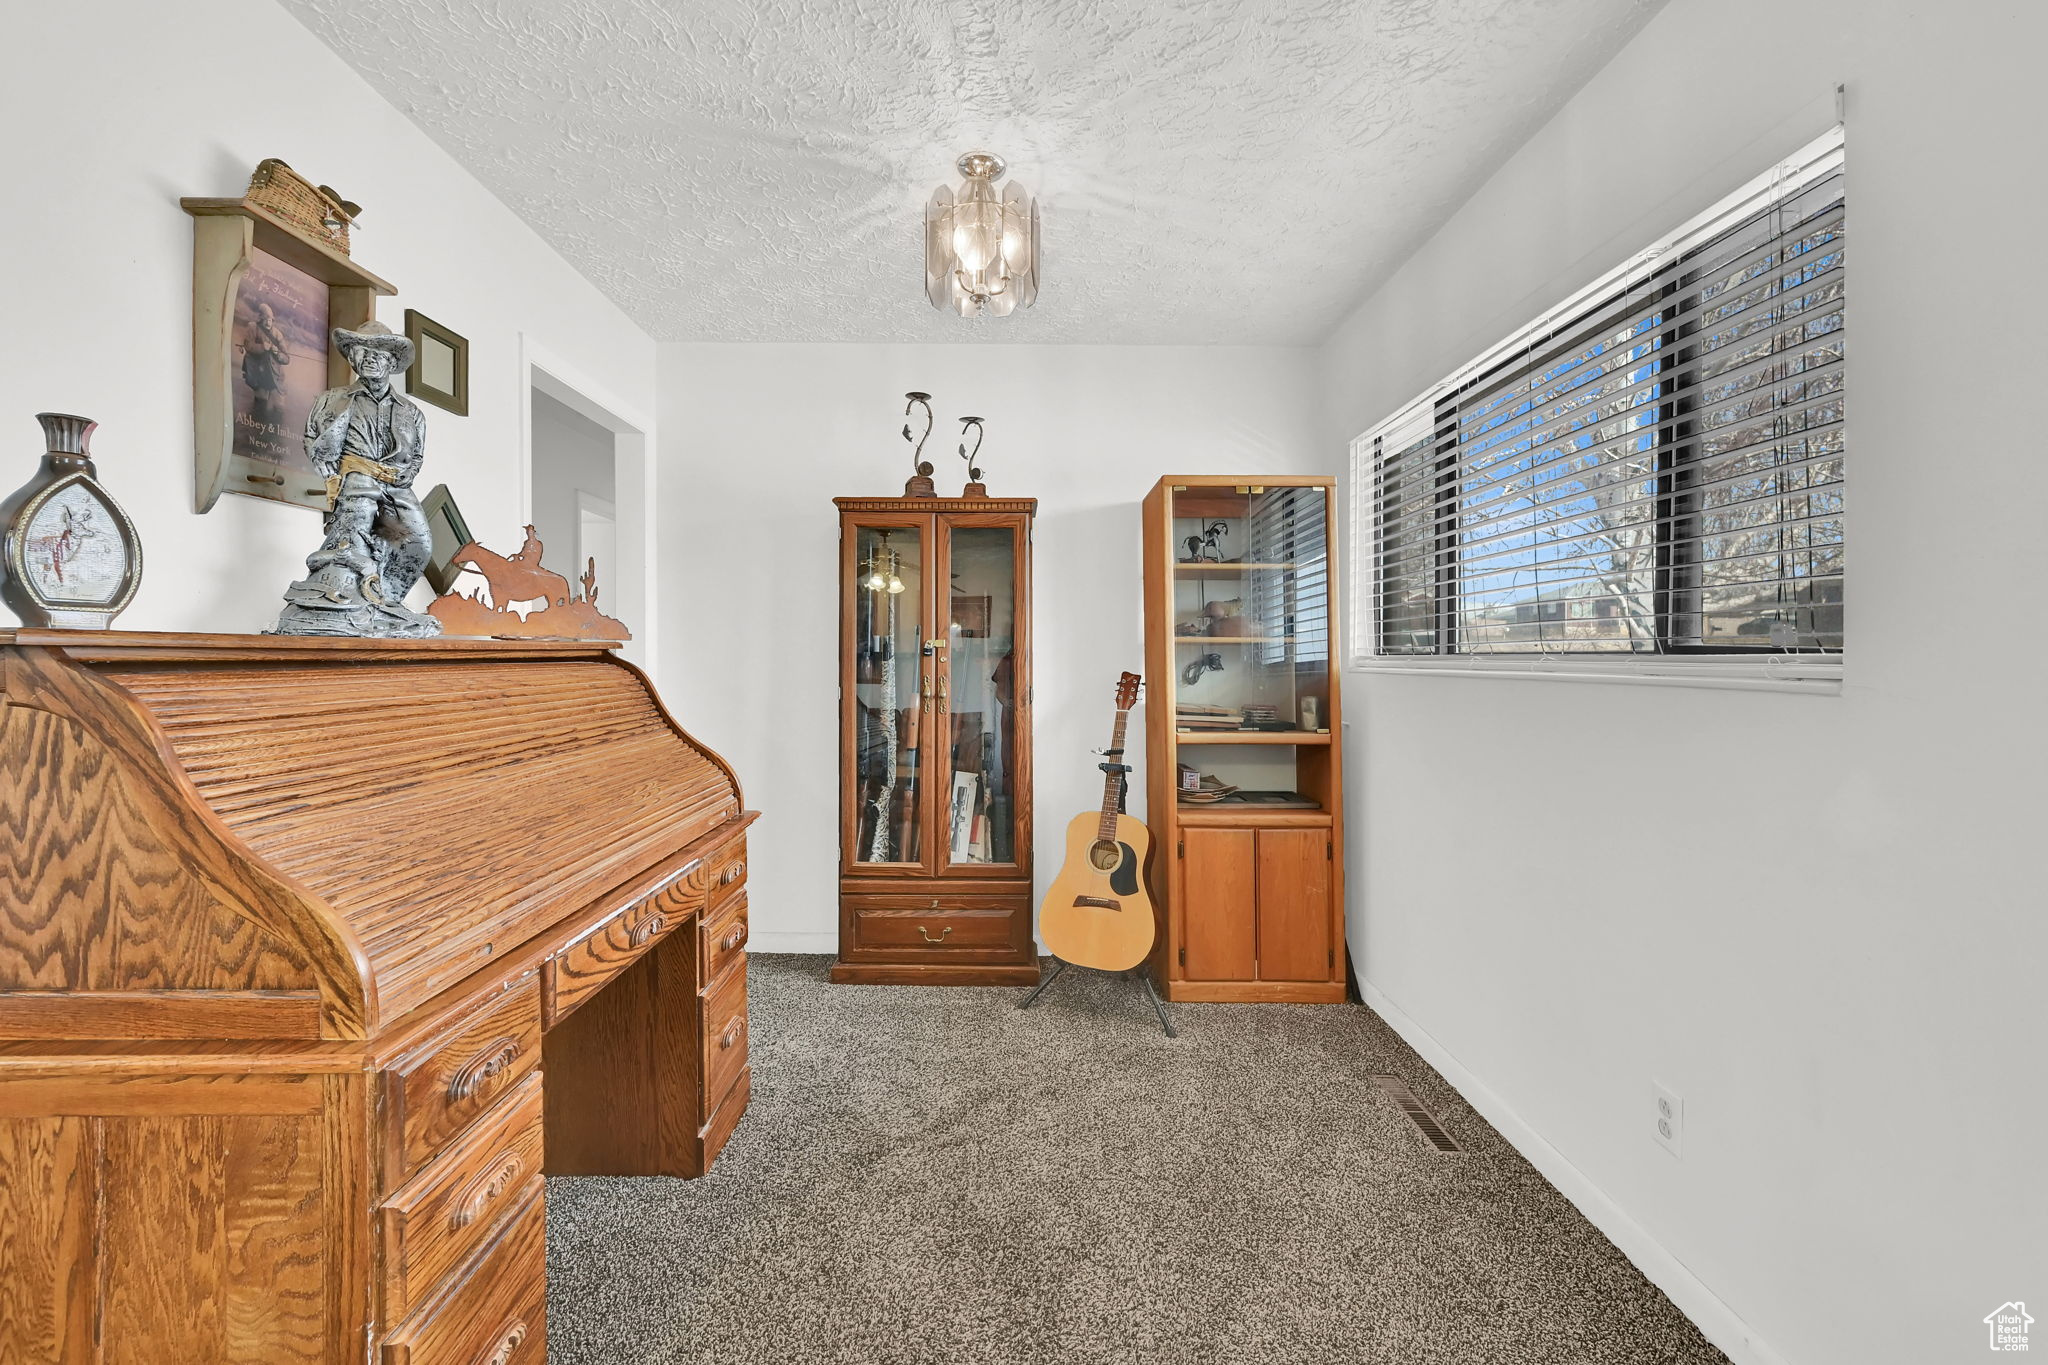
left=1984, top=1301, right=2033, bottom=1351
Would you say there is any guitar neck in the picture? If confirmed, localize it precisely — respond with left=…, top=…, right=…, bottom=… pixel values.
left=1096, top=708, right=1130, bottom=843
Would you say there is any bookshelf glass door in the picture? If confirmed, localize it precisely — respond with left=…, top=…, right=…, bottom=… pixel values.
left=850, top=521, right=929, bottom=868
left=938, top=522, right=1022, bottom=869
left=1168, top=484, right=1332, bottom=796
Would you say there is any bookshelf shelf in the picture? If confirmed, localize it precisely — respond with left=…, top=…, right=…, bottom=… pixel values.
left=1172, top=730, right=1333, bottom=744
left=1173, top=562, right=1298, bottom=574
left=1175, top=635, right=1297, bottom=645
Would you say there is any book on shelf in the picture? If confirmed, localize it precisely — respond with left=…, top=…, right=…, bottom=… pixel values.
left=1175, top=701, right=1240, bottom=731
left=949, top=772, right=979, bottom=861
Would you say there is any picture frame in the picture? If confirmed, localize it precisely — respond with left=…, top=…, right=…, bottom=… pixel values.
left=951, top=593, right=992, bottom=638
left=419, top=483, right=475, bottom=594
left=404, top=309, right=469, bottom=416
left=228, top=247, right=332, bottom=503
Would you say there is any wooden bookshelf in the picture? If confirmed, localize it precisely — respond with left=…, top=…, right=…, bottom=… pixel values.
left=1142, top=475, right=1346, bottom=1004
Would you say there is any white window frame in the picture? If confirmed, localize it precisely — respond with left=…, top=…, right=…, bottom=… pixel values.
left=1346, top=127, right=1846, bottom=696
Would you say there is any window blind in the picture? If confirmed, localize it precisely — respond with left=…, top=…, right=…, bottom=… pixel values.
left=1352, top=127, right=1845, bottom=664
left=1248, top=487, right=1330, bottom=667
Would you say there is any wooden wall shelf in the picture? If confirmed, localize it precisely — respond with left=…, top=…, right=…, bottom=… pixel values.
left=181, top=197, right=398, bottom=513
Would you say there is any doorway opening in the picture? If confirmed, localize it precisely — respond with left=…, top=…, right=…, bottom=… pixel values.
left=520, top=348, right=655, bottom=668
left=530, top=390, right=614, bottom=594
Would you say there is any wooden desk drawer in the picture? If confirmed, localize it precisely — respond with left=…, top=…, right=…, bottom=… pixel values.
left=700, top=956, right=747, bottom=1120
left=709, top=846, right=748, bottom=906
left=699, top=893, right=749, bottom=990
left=661, top=834, right=744, bottom=907
left=546, top=894, right=686, bottom=1027
left=386, top=981, right=541, bottom=1185
left=381, top=1189, right=545, bottom=1365
left=846, top=896, right=1031, bottom=959
left=380, top=1073, right=545, bottom=1324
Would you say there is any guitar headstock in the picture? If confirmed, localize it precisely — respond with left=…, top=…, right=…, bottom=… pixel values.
left=1115, top=671, right=1142, bottom=711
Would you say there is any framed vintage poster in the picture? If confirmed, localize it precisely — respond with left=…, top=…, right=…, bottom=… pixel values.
left=230, top=248, right=331, bottom=494
left=183, top=194, right=396, bottom=513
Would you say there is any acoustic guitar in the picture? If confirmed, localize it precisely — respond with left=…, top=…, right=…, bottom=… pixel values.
left=1038, top=671, right=1157, bottom=972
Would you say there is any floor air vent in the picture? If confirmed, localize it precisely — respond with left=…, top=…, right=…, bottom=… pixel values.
left=1370, top=1075, right=1464, bottom=1152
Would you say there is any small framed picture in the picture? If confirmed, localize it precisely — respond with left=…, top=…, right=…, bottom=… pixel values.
left=419, top=483, right=475, bottom=594
left=404, top=308, right=469, bottom=416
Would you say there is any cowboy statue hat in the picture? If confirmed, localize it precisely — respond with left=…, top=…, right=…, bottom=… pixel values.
left=331, top=319, right=415, bottom=369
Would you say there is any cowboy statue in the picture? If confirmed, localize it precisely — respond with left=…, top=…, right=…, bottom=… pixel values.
left=274, top=319, right=442, bottom=637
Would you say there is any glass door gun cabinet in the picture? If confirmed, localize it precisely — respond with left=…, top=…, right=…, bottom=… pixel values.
left=832, top=495, right=1039, bottom=985
left=1142, top=476, right=1347, bottom=1002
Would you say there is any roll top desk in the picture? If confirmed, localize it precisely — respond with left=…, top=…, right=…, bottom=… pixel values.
left=0, top=631, right=756, bottom=1364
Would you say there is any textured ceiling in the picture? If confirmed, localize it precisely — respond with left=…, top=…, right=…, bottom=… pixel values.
left=279, top=0, right=1663, bottom=344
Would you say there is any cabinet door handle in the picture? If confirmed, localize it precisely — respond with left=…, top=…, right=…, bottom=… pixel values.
left=480, top=1320, right=528, bottom=1365
left=921, top=673, right=933, bottom=713
left=937, top=674, right=949, bottom=714
left=447, top=1037, right=521, bottom=1102
left=450, top=1154, right=525, bottom=1231
left=918, top=924, right=953, bottom=943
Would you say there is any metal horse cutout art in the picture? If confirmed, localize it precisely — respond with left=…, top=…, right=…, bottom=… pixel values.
left=426, top=523, right=630, bottom=640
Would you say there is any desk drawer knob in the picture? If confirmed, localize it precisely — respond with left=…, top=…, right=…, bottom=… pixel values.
left=918, top=925, right=952, bottom=943
left=629, top=913, right=666, bottom=947
left=450, top=1153, right=525, bottom=1232
left=720, top=1020, right=743, bottom=1050
left=447, top=1037, right=521, bottom=1102
left=480, top=1320, right=528, bottom=1365
left=720, top=860, right=746, bottom=886
left=719, top=923, right=747, bottom=953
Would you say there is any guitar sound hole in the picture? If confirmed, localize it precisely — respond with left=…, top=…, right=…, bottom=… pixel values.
left=1088, top=840, right=1121, bottom=872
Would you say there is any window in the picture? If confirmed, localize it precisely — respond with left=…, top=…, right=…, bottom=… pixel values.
left=1352, top=127, right=1845, bottom=668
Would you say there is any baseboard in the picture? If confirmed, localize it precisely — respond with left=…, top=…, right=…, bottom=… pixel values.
left=746, top=931, right=838, bottom=955
left=1360, top=981, right=1790, bottom=1365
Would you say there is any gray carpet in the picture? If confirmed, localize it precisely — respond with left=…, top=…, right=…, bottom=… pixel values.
left=547, top=955, right=1728, bottom=1365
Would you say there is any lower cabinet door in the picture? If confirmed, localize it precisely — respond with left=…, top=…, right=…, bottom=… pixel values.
left=1180, top=828, right=1256, bottom=980
left=1255, top=828, right=1333, bottom=981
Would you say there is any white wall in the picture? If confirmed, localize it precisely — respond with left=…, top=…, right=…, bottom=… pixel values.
left=529, top=388, right=616, bottom=586
left=1320, top=3, right=2047, bottom=1363
left=658, top=343, right=1323, bottom=951
left=0, top=0, right=655, bottom=645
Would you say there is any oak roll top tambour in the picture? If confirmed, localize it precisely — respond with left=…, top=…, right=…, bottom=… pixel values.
left=0, top=631, right=745, bottom=1039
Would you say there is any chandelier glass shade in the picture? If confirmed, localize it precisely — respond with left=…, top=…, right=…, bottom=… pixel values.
left=863, top=533, right=906, bottom=594
left=925, top=152, right=1039, bottom=318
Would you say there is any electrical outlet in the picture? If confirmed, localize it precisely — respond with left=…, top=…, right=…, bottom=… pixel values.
left=1652, top=1082, right=1684, bottom=1158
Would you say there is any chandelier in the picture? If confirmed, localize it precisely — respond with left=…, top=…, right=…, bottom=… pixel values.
left=924, top=152, right=1039, bottom=318
left=863, top=531, right=906, bottom=594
